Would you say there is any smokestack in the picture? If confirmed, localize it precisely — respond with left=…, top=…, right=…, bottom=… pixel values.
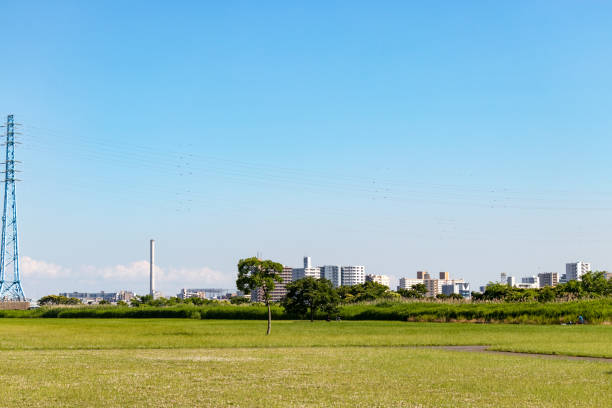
left=150, top=239, right=155, bottom=296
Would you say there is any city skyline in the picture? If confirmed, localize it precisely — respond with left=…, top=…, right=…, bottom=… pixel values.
left=1, top=2, right=612, bottom=300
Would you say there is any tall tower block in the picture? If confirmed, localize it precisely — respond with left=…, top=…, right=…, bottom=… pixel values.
left=149, top=239, right=155, bottom=296
left=0, top=115, right=25, bottom=300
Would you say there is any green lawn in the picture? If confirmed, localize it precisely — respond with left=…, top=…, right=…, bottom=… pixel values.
left=0, top=319, right=609, bottom=407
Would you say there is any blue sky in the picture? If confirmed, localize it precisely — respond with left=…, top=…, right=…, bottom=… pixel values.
left=1, top=1, right=611, bottom=299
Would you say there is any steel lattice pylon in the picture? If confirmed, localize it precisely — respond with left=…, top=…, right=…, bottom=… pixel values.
left=0, top=114, right=25, bottom=300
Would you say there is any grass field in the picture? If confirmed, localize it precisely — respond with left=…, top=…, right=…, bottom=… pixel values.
left=0, top=319, right=609, bottom=407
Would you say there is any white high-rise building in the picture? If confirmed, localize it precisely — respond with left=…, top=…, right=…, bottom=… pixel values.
left=341, top=266, right=365, bottom=286
left=320, top=265, right=341, bottom=287
left=518, top=276, right=539, bottom=289
left=507, top=276, right=516, bottom=287
left=365, top=274, right=390, bottom=288
left=398, top=278, right=425, bottom=290
left=292, top=256, right=321, bottom=281
left=565, top=262, right=591, bottom=282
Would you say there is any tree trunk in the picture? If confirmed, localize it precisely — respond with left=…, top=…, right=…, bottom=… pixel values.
left=266, top=302, right=272, bottom=335
left=310, top=307, right=314, bottom=322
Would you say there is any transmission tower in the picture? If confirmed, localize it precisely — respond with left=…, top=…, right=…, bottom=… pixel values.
left=0, top=114, right=25, bottom=301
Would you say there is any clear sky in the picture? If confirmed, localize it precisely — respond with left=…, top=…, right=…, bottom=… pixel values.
left=1, top=1, right=611, bottom=299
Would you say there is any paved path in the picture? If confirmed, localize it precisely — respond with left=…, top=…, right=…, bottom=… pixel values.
left=429, top=345, right=612, bottom=363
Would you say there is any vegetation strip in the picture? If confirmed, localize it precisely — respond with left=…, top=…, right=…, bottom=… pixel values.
left=429, top=345, right=612, bottom=362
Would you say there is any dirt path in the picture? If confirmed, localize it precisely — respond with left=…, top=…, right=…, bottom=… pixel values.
left=429, top=345, right=612, bottom=363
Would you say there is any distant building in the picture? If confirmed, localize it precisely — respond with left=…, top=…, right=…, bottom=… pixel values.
left=416, top=271, right=430, bottom=279
left=178, top=288, right=207, bottom=299
left=398, top=278, right=424, bottom=291
left=565, top=261, right=591, bottom=282
left=178, top=288, right=230, bottom=300
left=441, top=282, right=471, bottom=298
left=399, top=272, right=466, bottom=297
left=507, top=276, right=516, bottom=287
left=365, top=274, right=390, bottom=288
left=604, top=272, right=612, bottom=280
left=538, top=272, right=559, bottom=288
left=60, top=291, right=117, bottom=304
left=516, top=276, right=539, bottom=289
left=320, top=265, right=341, bottom=287
left=269, top=266, right=293, bottom=302
left=341, top=266, right=366, bottom=286
left=292, top=256, right=321, bottom=281
left=116, top=290, right=135, bottom=302
left=500, top=272, right=507, bottom=284
left=250, top=266, right=293, bottom=303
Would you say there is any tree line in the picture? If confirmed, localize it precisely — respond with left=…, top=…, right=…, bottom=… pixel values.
left=474, top=272, right=612, bottom=302
left=235, top=257, right=612, bottom=334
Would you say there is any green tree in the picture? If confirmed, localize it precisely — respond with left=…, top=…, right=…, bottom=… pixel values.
left=336, top=281, right=392, bottom=303
left=229, top=296, right=250, bottom=305
left=537, top=286, right=555, bottom=302
left=282, top=277, right=339, bottom=321
left=38, top=295, right=82, bottom=306
left=397, top=284, right=428, bottom=299
left=580, top=272, right=608, bottom=296
left=236, top=257, right=283, bottom=335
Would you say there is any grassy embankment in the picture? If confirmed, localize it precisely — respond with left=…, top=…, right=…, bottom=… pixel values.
left=0, top=319, right=610, bottom=407
left=3, top=298, right=611, bottom=324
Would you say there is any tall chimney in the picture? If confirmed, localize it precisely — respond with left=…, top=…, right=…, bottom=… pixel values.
left=150, top=239, right=155, bottom=296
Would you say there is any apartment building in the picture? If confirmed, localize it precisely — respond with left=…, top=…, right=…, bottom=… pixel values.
left=441, top=282, right=471, bottom=298
left=565, top=261, right=591, bottom=282
left=341, top=266, right=366, bottom=286
left=251, top=266, right=293, bottom=303
left=538, top=272, right=559, bottom=288
left=398, top=277, right=424, bottom=290
left=365, top=274, right=390, bottom=288
left=292, top=256, right=321, bottom=281
left=398, top=272, right=467, bottom=297
left=320, top=265, right=341, bottom=287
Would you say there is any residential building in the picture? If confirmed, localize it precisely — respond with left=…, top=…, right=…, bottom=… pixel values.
left=441, top=282, right=471, bottom=298
left=341, top=266, right=366, bottom=286
left=538, top=272, right=559, bottom=288
left=565, top=261, right=591, bottom=281
left=398, top=278, right=425, bottom=291
left=507, top=276, right=516, bottom=287
left=416, top=271, right=430, bottom=279
left=249, top=266, right=293, bottom=303
left=521, top=276, right=539, bottom=287
left=365, top=274, right=390, bottom=288
left=292, top=256, right=321, bottom=281
left=399, top=272, right=466, bottom=297
left=516, top=276, right=539, bottom=289
left=424, top=279, right=439, bottom=297
left=605, top=272, right=612, bottom=280
left=500, top=273, right=507, bottom=284
left=269, top=266, right=293, bottom=302
left=320, top=265, right=341, bottom=287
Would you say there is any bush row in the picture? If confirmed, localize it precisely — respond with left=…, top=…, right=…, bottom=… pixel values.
left=0, top=299, right=609, bottom=324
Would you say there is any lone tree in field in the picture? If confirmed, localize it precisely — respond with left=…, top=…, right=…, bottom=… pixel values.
left=236, top=257, right=283, bottom=335
left=282, top=277, right=339, bottom=322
